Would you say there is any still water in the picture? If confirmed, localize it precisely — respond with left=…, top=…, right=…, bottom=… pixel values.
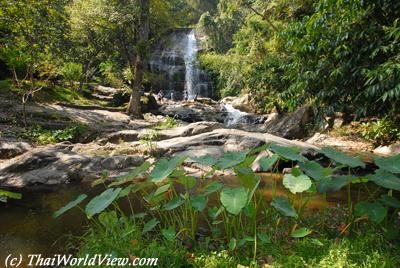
left=0, top=174, right=356, bottom=267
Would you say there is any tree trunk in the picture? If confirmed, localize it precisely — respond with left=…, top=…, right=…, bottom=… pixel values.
left=126, top=0, right=149, bottom=117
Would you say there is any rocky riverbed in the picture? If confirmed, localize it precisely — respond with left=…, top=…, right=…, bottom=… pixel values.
left=0, top=89, right=396, bottom=188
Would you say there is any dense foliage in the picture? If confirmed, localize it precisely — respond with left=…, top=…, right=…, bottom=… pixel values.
left=198, top=0, right=400, bottom=121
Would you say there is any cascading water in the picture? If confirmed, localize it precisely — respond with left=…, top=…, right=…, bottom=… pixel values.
left=224, top=104, right=253, bottom=127
left=149, top=29, right=213, bottom=100
left=184, top=30, right=199, bottom=99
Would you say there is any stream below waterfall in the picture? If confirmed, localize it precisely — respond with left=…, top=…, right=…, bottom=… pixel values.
left=0, top=174, right=361, bottom=262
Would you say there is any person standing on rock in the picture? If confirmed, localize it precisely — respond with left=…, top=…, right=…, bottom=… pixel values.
left=157, top=90, right=164, bottom=102
left=183, top=90, right=188, bottom=102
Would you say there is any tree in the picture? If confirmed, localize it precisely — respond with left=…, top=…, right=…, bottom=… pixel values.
left=126, top=0, right=150, bottom=117
left=0, top=0, right=67, bottom=125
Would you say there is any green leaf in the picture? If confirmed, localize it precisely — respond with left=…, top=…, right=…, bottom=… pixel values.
left=154, top=183, right=171, bottom=196
left=143, top=218, right=159, bottom=233
left=368, top=170, right=400, bottom=191
left=283, top=174, right=312, bottom=194
left=220, top=187, right=248, bottom=215
left=229, top=238, right=237, bottom=251
left=85, top=188, right=121, bottom=218
left=0, top=190, right=22, bottom=200
left=259, top=154, right=279, bottom=171
left=202, top=181, right=223, bottom=196
left=191, top=155, right=218, bottom=166
left=244, top=236, right=254, bottom=242
left=177, top=175, right=197, bottom=189
left=321, top=147, right=365, bottom=168
left=271, top=196, right=298, bottom=218
left=98, top=211, right=118, bottom=227
left=310, top=238, right=324, bottom=246
left=355, top=202, right=387, bottom=223
left=109, top=162, right=151, bottom=187
left=53, top=194, right=87, bottom=218
left=379, top=194, right=400, bottom=208
left=269, top=144, right=307, bottom=162
left=161, top=226, right=176, bottom=241
left=257, top=233, right=270, bottom=244
left=216, top=150, right=249, bottom=170
left=374, top=154, right=400, bottom=174
left=299, top=161, right=332, bottom=181
left=247, top=178, right=261, bottom=205
left=162, top=196, right=183, bottom=211
left=132, top=212, right=147, bottom=219
left=191, top=195, right=208, bottom=212
left=244, top=202, right=256, bottom=218
left=317, top=175, right=356, bottom=193
left=150, top=156, right=186, bottom=183
left=236, top=167, right=258, bottom=190
left=118, top=185, right=135, bottom=198
left=208, top=206, right=224, bottom=220
left=291, top=227, right=312, bottom=238
left=91, top=171, right=109, bottom=187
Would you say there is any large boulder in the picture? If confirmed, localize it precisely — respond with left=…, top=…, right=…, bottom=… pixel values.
left=158, top=102, right=225, bottom=123
left=263, top=106, right=313, bottom=139
left=221, top=94, right=257, bottom=113
left=154, top=128, right=320, bottom=157
left=0, top=144, right=144, bottom=188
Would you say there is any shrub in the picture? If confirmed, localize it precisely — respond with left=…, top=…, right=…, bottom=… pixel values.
left=60, top=62, right=82, bottom=89
left=360, top=117, right=400, bottom=145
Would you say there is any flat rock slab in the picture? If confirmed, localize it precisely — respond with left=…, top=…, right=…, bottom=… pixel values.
left=17, top=104, right=155, bottom=133
left=0, top=144, right=144, bottom=188
left=155, top=128, right=320, bottom=157
left=99, top=121, right=224, bottom=144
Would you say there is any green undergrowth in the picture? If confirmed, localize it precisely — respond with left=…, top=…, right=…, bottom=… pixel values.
left=0, top=79, right=108, bottom=106
left=72, top=213, right=399, bottom=267
left=19, top=124, right=89, bottom=144
left=55, top=144, right=400, bottom=267
left=330, top=118, right=400, bottom=147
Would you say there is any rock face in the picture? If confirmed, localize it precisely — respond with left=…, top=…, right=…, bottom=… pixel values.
left=0, top=144, right=144, bottom=188
left=158, top=102, right=225, bottom=123
left=263, top=106, right=313, bottom=139
left=0, top=141, right=31, bottom=159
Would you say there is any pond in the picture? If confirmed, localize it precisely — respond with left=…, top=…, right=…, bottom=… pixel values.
left=0, top=173, right=362, bottom=264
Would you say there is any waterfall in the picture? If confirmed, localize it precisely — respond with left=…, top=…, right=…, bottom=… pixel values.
left=184, top=30, right=199, bottom=99
left=149, top=29, right=213, bottom=100
left=224, top=104, right=252, bottom=127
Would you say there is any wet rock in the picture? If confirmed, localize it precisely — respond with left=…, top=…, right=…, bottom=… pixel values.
left=221, top=94, right=257, bottom=113
left=158, top=102, right=225, bottom=123
left=263, top=106, right=313, bottom=139
left=0, top=141, right=32, bottom=159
